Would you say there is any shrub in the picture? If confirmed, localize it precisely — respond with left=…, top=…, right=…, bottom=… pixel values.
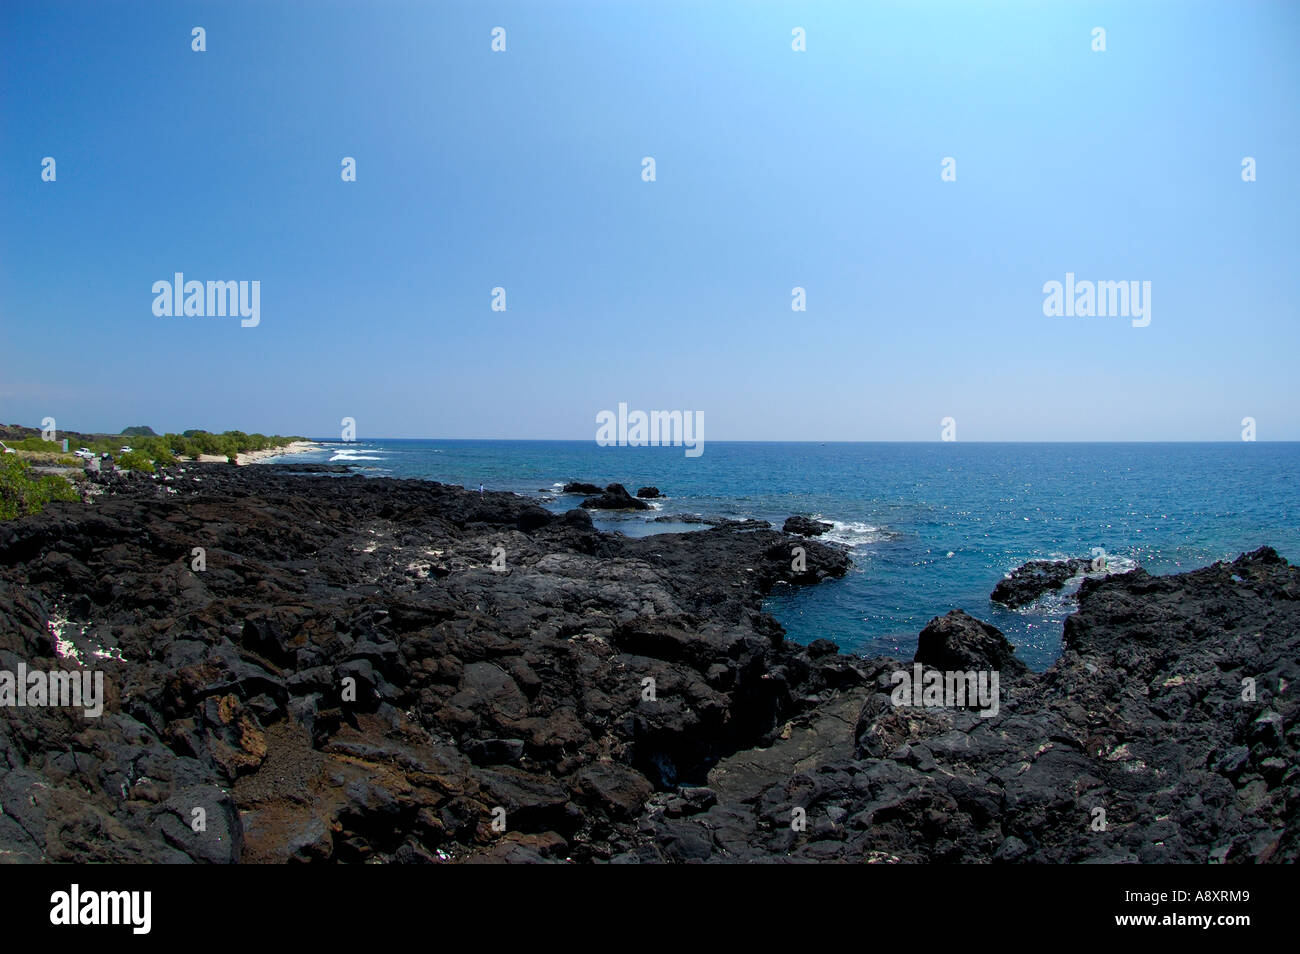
left=132, top=437, right=176, bottom=466
left=0, top=456, right=78, bottom=520
left=10, top=436, right=60, bottom=452
left=116, top=450, right=155, bottom=473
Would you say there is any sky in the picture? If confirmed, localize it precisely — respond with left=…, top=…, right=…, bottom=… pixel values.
left=1, top=0, right=1297, bottom=441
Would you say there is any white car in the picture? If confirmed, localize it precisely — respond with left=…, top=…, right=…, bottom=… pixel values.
left=74, top=448, right=95, bottom=459
left=119, top=446, right=133, bottom=454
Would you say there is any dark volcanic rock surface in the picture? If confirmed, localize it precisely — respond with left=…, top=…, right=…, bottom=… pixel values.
left=633, top=547, right=1298, bottom=863
left=580, top=483, right=650, bottom=511
left=1, top=466, right=1293, bottom=864
left=915, top=609, right=1029, bottom=675
left=0, top=465, right=854, bottom=862
left=783, top=516, right=833, bottom=537
left=652, top=515, right=771, bottom=530
left=990, top=557, right=1093, bottom=607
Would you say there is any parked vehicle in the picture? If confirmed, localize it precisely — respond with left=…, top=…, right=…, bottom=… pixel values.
left=119, top=446, right=133, bottom=454
left=74, top=447, right=95, bottom=459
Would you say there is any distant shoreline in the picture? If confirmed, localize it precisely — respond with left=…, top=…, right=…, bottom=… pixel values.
left=193, top=440, right=321, bottom=466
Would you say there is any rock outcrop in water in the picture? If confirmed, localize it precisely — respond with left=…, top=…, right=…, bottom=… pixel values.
left=783, top=516, right=833, bottom=537
left=579, top=483, right=650, bottom=512
left=990, top=557, right=1093, bottom=607
left=915, top=609, right=1028, bottom=675
left=1, top=466, right=1293, bottom=863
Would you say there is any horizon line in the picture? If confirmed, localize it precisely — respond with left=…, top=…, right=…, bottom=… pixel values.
left=300, top=437, right=1300, bottom=445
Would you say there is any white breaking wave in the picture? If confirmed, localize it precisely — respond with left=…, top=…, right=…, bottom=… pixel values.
left=819, top=519, right=896, bottom=548
left=329, top=449, right=385, bottom=462
left=1080, top=554, right=1140, bottom=577
left=1040, top=552, right=1140, bottom=580
left=1005, top=554, right=1142, bottom=612
left=1029, top=587, right=1079, bottom=618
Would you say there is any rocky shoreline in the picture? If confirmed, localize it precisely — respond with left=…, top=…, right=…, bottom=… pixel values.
left=0, top=465, right=1294, bottom=863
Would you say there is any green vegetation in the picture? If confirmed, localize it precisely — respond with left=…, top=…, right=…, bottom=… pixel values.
left=0, top=456, right=78, bottom=520
left=6, top=429, right=303, bottom=479
left=7, top=436, right=68, bottom=452
left=11, top=430, right=300, bottom=465
left=0, top=427, right=304, bottom=517
left=126, top=432, right=301, bottom=465
left=166, top=430, right=300, bottom=459
left=115, top=450, right=155, bottom=473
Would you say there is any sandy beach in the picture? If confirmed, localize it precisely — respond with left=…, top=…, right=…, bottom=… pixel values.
left=195, top=440, right=321, bottom=465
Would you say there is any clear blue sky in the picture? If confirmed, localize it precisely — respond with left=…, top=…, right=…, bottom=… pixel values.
left=2, top=0, right=1297, bottom=441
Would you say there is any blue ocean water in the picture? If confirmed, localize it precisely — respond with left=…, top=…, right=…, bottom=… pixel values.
left=262, top=440, right=1299, bottom=670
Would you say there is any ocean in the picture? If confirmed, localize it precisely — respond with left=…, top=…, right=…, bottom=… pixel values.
left=261, top=440, right=1299, bottom=670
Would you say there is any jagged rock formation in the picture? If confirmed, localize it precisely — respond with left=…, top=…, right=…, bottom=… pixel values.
left=1, top=465, right=1293, bottom=863
left=0, top=465, right=852, bottom=862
